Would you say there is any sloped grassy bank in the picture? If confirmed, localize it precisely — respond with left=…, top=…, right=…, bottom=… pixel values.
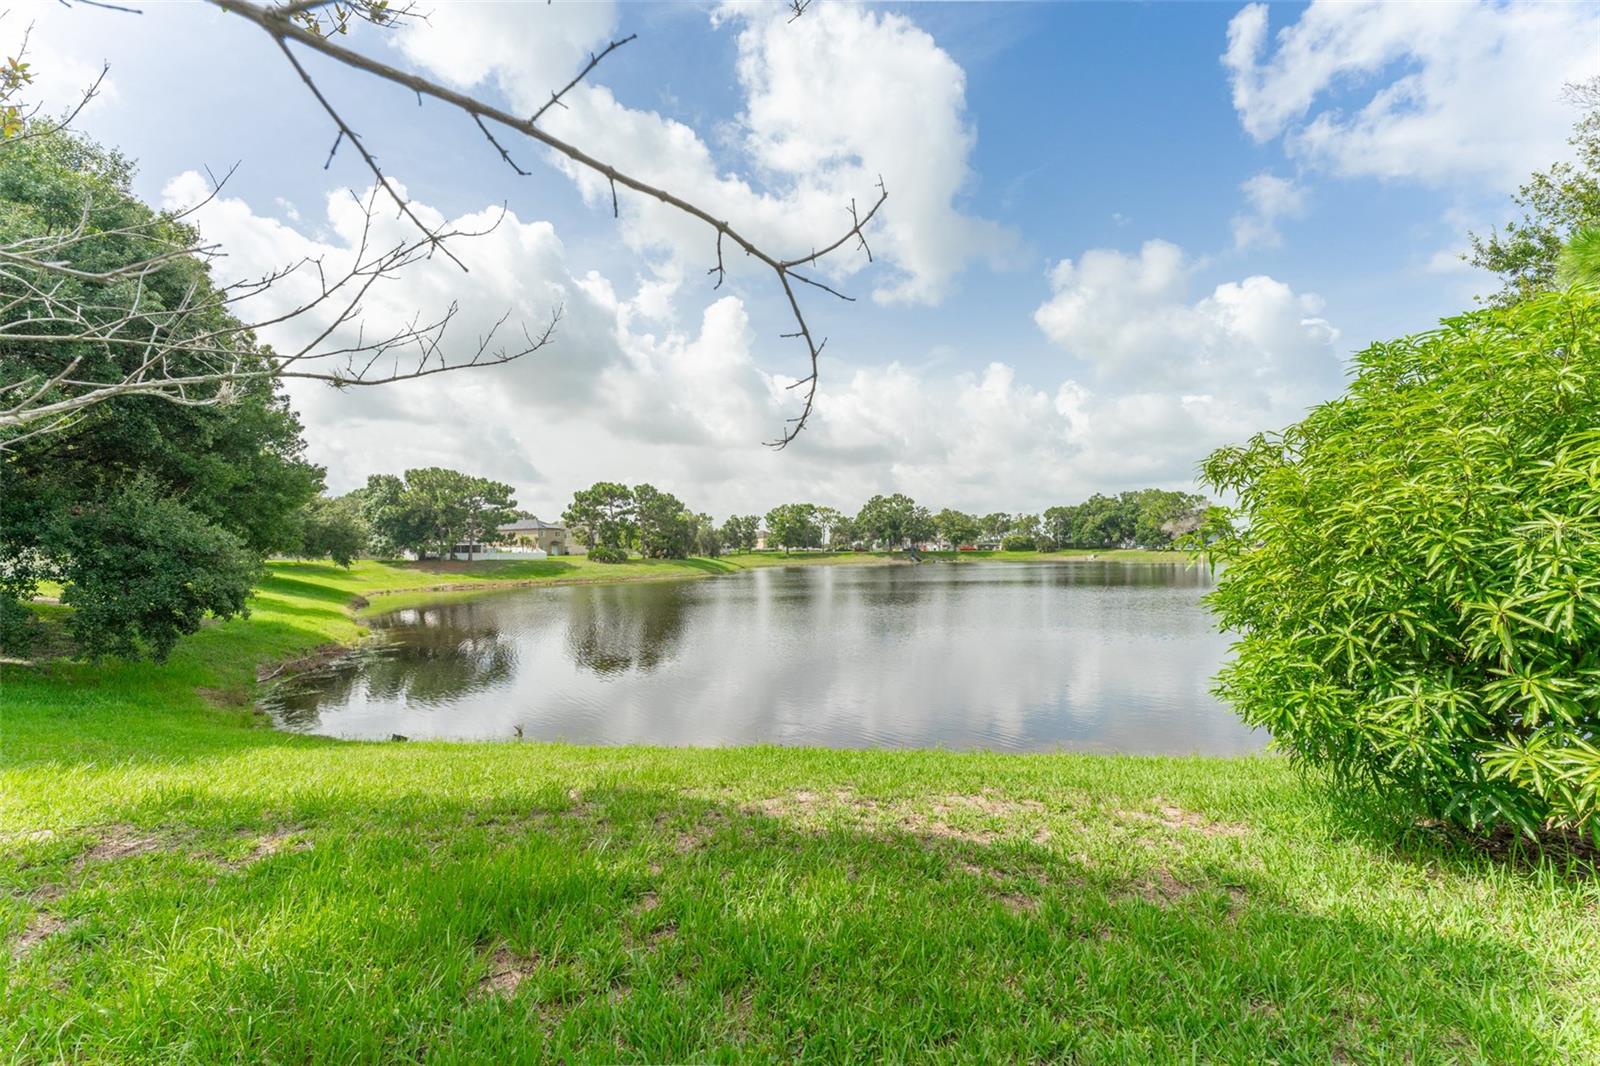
left=2, top=561, right=1597, bottom=1062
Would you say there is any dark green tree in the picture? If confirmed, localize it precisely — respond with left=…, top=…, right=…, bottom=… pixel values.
left=763, top=503, right=822, bottom=554
left=814, top=507, right=853, bottom=550
left=690, top=513, right=723, bottom=558
left=719, top=514, right=761, bottom=553
left=855, top=493, right=925, bottom=549
left=294, top=493, right=370, bottom=568
left=0, top=128, right=321, bottom=659
left=634, top=484, right=695, bottom=559
left=562, top=482, right=637, bottom=554
left=978, top=512, right=1012, bottom=541
left=357, top=469, right=516, bottom=559
left=47, top=478, right=259, bottom=661
left=933, top=509, right=980, bottom=549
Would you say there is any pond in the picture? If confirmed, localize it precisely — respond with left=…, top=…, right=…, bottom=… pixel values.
left=263, top=561, right=1260, bottom=755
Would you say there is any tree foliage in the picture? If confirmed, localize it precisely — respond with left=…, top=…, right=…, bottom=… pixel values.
left=634, top=483, right=695, bottom=559
left=933, top=509, right=981, bottom=549
left=1041, top=490, right=1208, bottom=550
left=361, top=468, right=517, bottom=559
left=720, top=514, right=761, bottom=553
left=562, top=482, right=637, bottom=554
left=1201, top=287, right=1600, bottom=840
left=814, top=507, right=853, bottom=550
left=293, top=493, right=370, bottom=568
left=0, top=128, right=320, bottom=659
left=52, top=477, right=260, bottom=661
left=763, top=503, right=822, bottom=554
left=1469, top=79, right=1600, bottom=303
left=854, top=493, right=930, bottom=549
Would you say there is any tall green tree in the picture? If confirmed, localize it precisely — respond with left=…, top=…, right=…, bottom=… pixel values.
left=933, top=509, right=980, bottom=549
left=361, top=474, right=427, bottom=558
left=814, top=506, right=853, bottom=550
left=690, top=513, right=723, bottom=558
left=634, top=484, right=695, bottom=559
left=562, top=482, right=637, bottom=553
left=855, top=493, right=926, bottom=549
left=293, top=493, right=370, bottom=568
left=763, top=503, right=822, bottom=554
left=0, top=128, right=321, bottom=659
left=978, top=512, right=1012, bottom=541
left=403, top=468, right=517, bottom=559
left=720, top=514, right=761, bottom=553
left=359, top=469, right=516, bottom=559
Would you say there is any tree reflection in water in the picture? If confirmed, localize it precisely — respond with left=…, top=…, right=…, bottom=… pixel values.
left=265, top=602, right=516, bottom=731
left=563, top=582, right=687, bottom=677
left=260, top=563, right=1254, bottom=754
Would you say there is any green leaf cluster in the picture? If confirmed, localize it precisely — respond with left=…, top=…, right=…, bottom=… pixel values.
left=1201, top=287, right=1600, bottom=839
left=0, top=128, right=321, bottom=660
left=763, top=503, right=823, bottom=554
left=361, top=469, right=517, bottom=560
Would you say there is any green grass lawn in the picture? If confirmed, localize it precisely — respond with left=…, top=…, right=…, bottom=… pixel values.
left=3, top=562, right=1598, bottom=1062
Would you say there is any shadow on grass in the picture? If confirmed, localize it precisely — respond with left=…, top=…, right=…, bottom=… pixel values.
left=6, top=784, right=1569, bottom=1063
left=1314, top=783, right=1600, bottom=878
left=400, top=558, right=582, bottom=580
left=254, top=572, right=363, bottom=607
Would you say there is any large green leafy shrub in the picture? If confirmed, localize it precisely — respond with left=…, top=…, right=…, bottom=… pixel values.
left=1201, top=288, right=1600, bottom=839
left=54, top=478, right=259, bottom=661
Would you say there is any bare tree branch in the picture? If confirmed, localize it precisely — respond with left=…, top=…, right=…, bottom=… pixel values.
left=208, top=0, right=887, bottom=447
left=530, top=33, right=635, bottom=125
left=0, top=179, right=560, bottom=443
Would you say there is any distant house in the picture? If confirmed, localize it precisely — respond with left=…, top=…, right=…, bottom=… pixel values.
left=754, top=526, right=770, bottom=551
left=496, top=517, right=572, bottom=556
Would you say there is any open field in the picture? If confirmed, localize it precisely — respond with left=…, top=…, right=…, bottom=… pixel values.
left=3, top=562, right=1597, bottom=1062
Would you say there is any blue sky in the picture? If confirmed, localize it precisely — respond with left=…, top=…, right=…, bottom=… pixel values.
left=31, top=0, right=1600, bottom=518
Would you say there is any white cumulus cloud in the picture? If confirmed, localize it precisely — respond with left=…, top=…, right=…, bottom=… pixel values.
left=393, top=0, right=1012, bottom=305
left=1231, top=171, right=1306, bottom=250
left=1034, top=239, right=1344, bottom=484
left=1223, top=0, right=1600, bottom=188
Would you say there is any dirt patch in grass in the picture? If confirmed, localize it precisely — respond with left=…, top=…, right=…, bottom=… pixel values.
left=476, top=945, right=539, bottom=999
left=76, top=826, right=171, bottom=866
left=998, top=891, right=1040, bottom=915
left=220, top=828, right=310, bottom=871
left=0, top=829, right=58, bottom=847
left=1119, top=798, right=1250, bottom=839
left=742, top=788, right=1057, bottom=848
left=11, top=912, right=67, bottom=958
left=1131, top=866, right=1195, bottom=906
left=668, top=808, right=729, bottom=853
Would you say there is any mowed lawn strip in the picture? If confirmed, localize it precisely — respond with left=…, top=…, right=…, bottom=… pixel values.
left=3, top=562, right=1597, bottom=1063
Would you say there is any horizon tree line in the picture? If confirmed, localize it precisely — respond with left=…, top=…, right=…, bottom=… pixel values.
left=286, top=477, right=1217, bottom=567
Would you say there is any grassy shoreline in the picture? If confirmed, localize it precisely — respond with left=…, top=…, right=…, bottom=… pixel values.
left=3, top=561, right=1597, bottom=1061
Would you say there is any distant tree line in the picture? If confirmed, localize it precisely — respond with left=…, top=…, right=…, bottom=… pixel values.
left=741, top=489, right=1215, bottom=555
left=274, top=477, right=1220, bottom=573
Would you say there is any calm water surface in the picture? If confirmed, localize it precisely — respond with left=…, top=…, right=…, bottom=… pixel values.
left=264, top=561, right=1260, bottom=754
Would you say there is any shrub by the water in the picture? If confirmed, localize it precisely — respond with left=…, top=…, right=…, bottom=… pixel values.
left=587, top=545, right=629, bottom=564
left=1000, top=535, right=1036, bottom=552
left=1201, top=287, right=1600, bottom=841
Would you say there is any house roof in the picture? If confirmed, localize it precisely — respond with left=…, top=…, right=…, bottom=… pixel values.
left=498, top=517, right=565, bottom=533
